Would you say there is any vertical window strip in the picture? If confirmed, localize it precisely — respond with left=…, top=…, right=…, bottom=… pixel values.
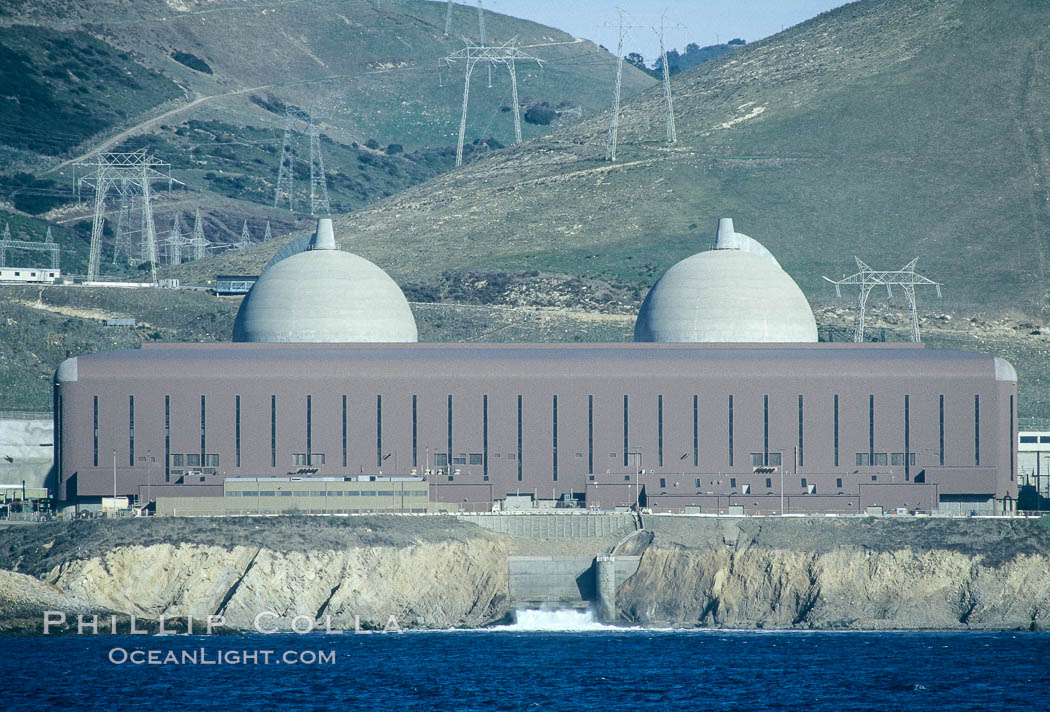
left=235, top=395, right=241, bottom=468
left=306, top=395, right=313, bottom=460
left=904, top=394, right=910, bottom=480
left=552, top=395, right=558, bottom=481
left=833, top=395, right=839, bottom=468
left=271, top=395, right=277, bottom=468
left=200, top=395, right=206, bottom=464
left=693, top=395, right=699, bottom=468
left=657, top=395, right=663, bottom=468
left=412, top=395, right=418, bottom=468
left=447, top=395, right=453, bottom=473
left=56, top=394, right=63, bottom=483
left=622, top=395, right=629, bottom=467
left=763, top=395, right=769, bottom=465
left=868, top=394, right=875, bottom=461
left=588, top=395, right=594, bottom=475
left=342, top=395, right=348, bottom=468
left=1010, top=395, right=1015, bottom=480
left=128, top=395, right=135, bottom=467
left=93, top=395, right=99, bottom=467
left=377, top=395, right=383, bottom=469
left=974, top=394, right=980, bottom=466
left=164, top=395, right=170, bottom=482
left=728, top=395, right=734, bottom=467
left=939, top=394, right=945, bottom=467
left=483, top=395, right=488, bottom=478
left=517, top=395, right=523, bottom=481
left=798, top=395, right=804, bottom=469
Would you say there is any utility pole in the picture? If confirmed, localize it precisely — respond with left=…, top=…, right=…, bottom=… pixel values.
left=823, top=257, right=943, bottom=342
left=445, top=0, right=454, bottom=35
left=442, top=39, right=544, bottom=166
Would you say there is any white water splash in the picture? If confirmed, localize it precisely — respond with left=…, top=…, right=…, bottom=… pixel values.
left=493, top=607, right=614, bottom=632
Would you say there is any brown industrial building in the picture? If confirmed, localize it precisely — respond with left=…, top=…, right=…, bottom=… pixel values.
left=52, top=341, right=1017, bottom=515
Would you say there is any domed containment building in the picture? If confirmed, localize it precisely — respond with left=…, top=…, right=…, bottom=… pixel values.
left=232, top=218, right=417, bottom=343
left=634, top=218, right=818, bottom=343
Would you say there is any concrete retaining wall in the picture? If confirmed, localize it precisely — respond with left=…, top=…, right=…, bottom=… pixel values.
left=456, top=512, right=634, bottom=539
left=0, top=418, right=53, bottom=488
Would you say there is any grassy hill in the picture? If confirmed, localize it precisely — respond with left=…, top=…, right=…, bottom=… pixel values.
left=0, top=0, right=654, bottom=268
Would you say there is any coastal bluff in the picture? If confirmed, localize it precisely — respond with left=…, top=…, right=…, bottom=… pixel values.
left=2, top=515, right=1050, bottom=633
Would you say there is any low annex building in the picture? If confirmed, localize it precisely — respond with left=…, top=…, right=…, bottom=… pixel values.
left=51, top=219, right=1019, bottom=516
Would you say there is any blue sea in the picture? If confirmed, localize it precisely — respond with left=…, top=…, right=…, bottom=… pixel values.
left=3, top=610, right=1048, bottom=711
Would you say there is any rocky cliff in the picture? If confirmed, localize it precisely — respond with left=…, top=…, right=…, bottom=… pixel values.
left=3, top=515, right=1050, bottom=633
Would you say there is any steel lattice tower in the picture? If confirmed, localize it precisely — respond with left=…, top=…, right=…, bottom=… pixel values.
left=823, top=257, right=943, bottom=343
left=75, top=149, right=177, bottom=283
left=442, top=39, right=544, bottom=166
left=189, top=207, right=211, bottom=261
left=273, top=107, right=331, bottom=215
left=166, top=213, right=185, bottom=266
left=263, top=221, right=273, bottom=242
left=274, top=112, right=296, bottom=211
left=654, top=17, right=683, bottom=144
left=308, top=115, right=331, bottom=216
left=0, top=223, right=60, bottom=269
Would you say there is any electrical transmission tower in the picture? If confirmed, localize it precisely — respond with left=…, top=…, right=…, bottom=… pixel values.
left=165, top=213, right=187, bottom=266
left=75, top=149, right=178, bottom=283
left=0, top=223, right=60, bottom=269
left=229, top=220, right=254, bottom=251
left=273, top=107, right=331, bottom=215
left=188, top=207, right=211, bottom=261
left=444, top=0, right=454, bottom=35
left=653, top=16, right=685, bottom=144
left=442, top=39, right=544, bottom=166
left=600, top=13, right=647, bottom=161
left=823, top=257, right=943, bottom=343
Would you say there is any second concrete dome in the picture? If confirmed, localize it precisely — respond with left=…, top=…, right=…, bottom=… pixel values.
left=634, top=219, right=818, bottom=343
left=232, top=219, right=418, bottom=343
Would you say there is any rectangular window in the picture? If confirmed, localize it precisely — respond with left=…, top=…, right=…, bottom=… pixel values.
left=172, top=454, right=184, bottom=467
left=833, top=394, right=839, bottom=467
left=447, top=395, right=453, bottom=472
left=128, top=395, right=135, bottom=466
left=874, top=452, right=888, bottom=466
left=856, top=453, right=870, bottom=466
left=186, top=453, right=201, bottom=467
left=801, top=478, right=808, bottom=488
left=434, top=453, right=448, bottom=467
left=412, top=395, right=418, bottom=468
left=768, top=452, right=782, bottom=467
left=939, top=394, right=945, bottom=467
left=974, top=394, right=980, bottom=466
left=293, top=453, right=308, bottom=466
left=588, top=395, right=594, bottom=474
left=200, top=395, right=206, bottom=465
left=310, top=453, right=325, bottom=466
left=904, top=394, right=910, bottom=480
left=164, top=395, right=170, bottom=482
left=377, top=395, right=383, bottom=469
left=797, top=395, right=804, bottom=468
left=750, top=452, right=764, bottom=467
left=271, top=395, right=277, bottom=468
left=552, top=395, right=558, bottom=481
left=205, top=454, right=219, bottom=467
left=695, top=478, right=701, bottom=488
left=342, top=395, right=348, bottom=468
left=730, top=477, right=737, bottom=488
left=693, top=395, right=699, bottom=468
left=657, top=395, right=664, bottom=468
left=622, top=395, right=629, bottom=467
left=763, top=394, right=769, bottom=465
left=453, top=455, right=466, bottom=466
left=891, top=453, right=906, bottom=466
left=235, top=395, right=241, bottom=468
left=728, top=395, right=734, bottom=467
left=868, top=394, right=875, bottom=462
left=836, top=478, right=843, bottom=489
left=306, top=395, right=313, bottom=459
left=517, top=395, right=523, bottom=481
left=765, top=478, right=772, bottom=489
left=469, top=453, right=483, bottom=465
left=659, top=477, right=666, bottom=488
left=93, top=395, right=99, bottom=467
left=1021, top=435, right=1038, bottom=444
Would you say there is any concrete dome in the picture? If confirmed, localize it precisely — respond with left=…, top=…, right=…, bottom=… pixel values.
left=634, top=247, right=818, bottom=343
left=232, top=219, right=417, bottom=343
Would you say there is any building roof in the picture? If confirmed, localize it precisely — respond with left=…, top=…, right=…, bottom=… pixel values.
left=55, top=342, right=1006, bottom=384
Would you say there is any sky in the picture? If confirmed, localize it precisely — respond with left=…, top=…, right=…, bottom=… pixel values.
left=479, top=1, right=850, bottom=63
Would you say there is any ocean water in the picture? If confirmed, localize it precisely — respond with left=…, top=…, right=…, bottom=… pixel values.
left=3, top=610, right=1049, bottom=711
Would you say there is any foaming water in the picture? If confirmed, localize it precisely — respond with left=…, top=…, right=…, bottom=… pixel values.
left=492, top=607, right=614, bottom=632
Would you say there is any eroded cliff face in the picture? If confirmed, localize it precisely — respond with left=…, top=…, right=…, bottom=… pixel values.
left=42, top=539, right=511, bottom=630
left=618, top=544, right=1050, bottom=630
